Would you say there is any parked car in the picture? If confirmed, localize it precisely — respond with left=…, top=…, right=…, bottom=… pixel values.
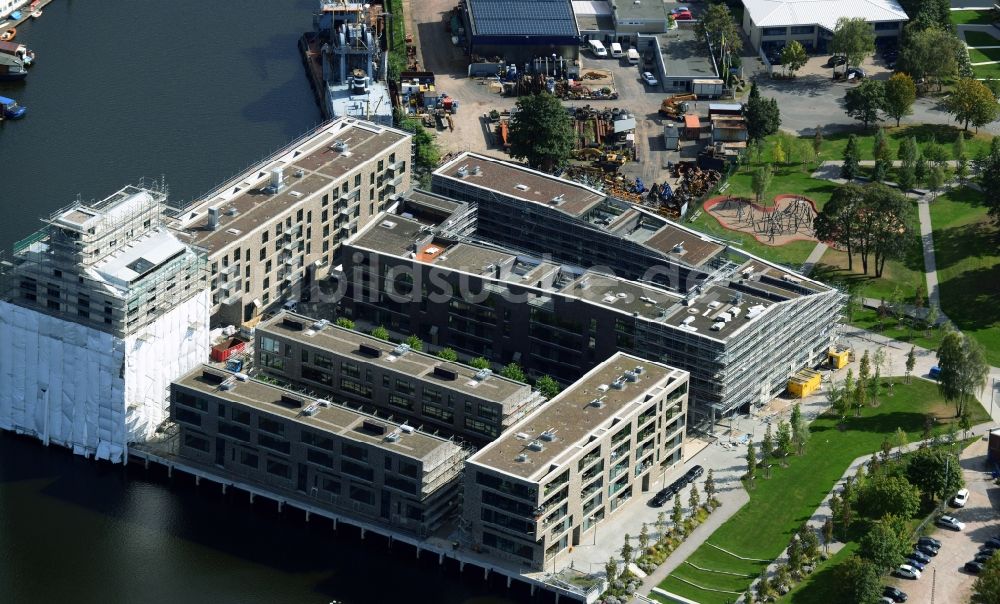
left=986, top=537, right=1000, bottom=549
left=908, top=550, right=931, bottom=564
left=651, top=490, right=670, bottom=507
left=952, top=488, right=970, bottom=507
left=880, top=598, right=895, bottom=604
left=846, top=67, right=867, bottom=79
left=883, top=586, right=908, bottom=603
left=673, top=10, right=693, bottom=20
left=641, top=71, right=659, bottom=86
left=915, top=543, right=939, bottom=557
left=670, top=6, right=690, bottom=14
left=917, top=536, right=942, bottom=549
left=966, top=561, right=985, bottom=574
left=687, top=465, right=704, bottom=479
left=895, top=564, right=921, bottom=579
left=903, top=558, right=925, bottom=571
left=975, top=552, right=994, bottom=564
left=937, top=515, right=965, bottom=531
left=825, top=55, right=847, bottom=67
left=978, top=548, right=995, bottom=559
left=981, top=542, right=1000, bottom=553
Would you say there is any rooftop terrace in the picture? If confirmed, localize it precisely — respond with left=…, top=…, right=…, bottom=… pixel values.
left=176, top=365, right=460, bottom=462
left=469, top=353, right=685, bottom=481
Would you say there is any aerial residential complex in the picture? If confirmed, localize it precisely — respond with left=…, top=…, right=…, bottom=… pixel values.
left=164, top=117, right=411, bottom=327
left=0, top=184, right=210, bottom=462
left=344, top=154, right=843, bottom=427
left=253, top=311, right=547, bottom=444
left=170, top=364, right=469, bottom=536
left=463, top=352, right=689, bottom=569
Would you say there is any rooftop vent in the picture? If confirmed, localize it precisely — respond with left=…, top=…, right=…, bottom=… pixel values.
left=270, top=167, right=284, bottom=191
left=392, top=343, right=411, bottom=356
left=219, top=378, right=236, bottom=391
left=235, top=373, right=249, bottom=382
left=311, top=319, right=330, bottom=331
left=624, top=370, right=639, bottom=382
left=385, top=431, right=400, bottom=443
left=540, top=429, right=557, bottom=442
left=673, top=242, right=685, bottom=253
left=302, top=403, right=320, bottom=416
left=456, top=165, right=469, bottom=177
left=380, top=220, right=397, bottom=229
left=472, top=165, right=482, bottom=175
left=400, top=424, right=414, bottom=434
left=515, top=432, right=530, bottom=440
left=611, top=378, right=625, bottom=390
left=516, top=454, right=529, bottom=463
left=225, top=206, right=238, bottom=216
left=474, top=368, right=492, bottom=381
left=294, top=169, right=305, bottom=178
left=589, top=398, right=605, bottom=408
left=207, top=207, right=220, bottom=231
left=527, top=440, right=545, bottom=452
left=634, top=365, right=645, bottom=375
left=514, top=184, right=529, bottom=191
left=550, top=194, right=565, bottom=205
left=434, top=366, right=458, bottom=381
left=332, top=140, right=349, bottom=153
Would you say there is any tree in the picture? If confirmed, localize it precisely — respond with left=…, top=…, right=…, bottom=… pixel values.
left=370, top=325, right=390, bottom=340
left=470, top=357, right=490, bottom=370
left=978, top=137, right=1000, bottom=225
left=813, top=125, right=824, bottom=156
left=814, top=182, right=863, bottom=269
left=822, top=518, right=834, bottom=554
left=773, top=137, right=787, bottom=165
left=872, top=158, right=890, bottom=183
left=745, top=439, right=757, bottom=485
left=335, top=317, right=355, bottom=330
left=695, top=2, right=743, bottom=82
left=856, top=474, right=921, bottom=519
left=954, top=131, right=967, bottom=164
left=761, top=422, right=774, bottom=476
left=404, top=334, right=423, bottom=351
left=960, top=412, right=973, bottom=438
left=896, top=164, right=916, bottom=191
left=837, top=555, right=883, bottom=604
left=507, top=92, right=574, bottom=172
left=927, top=165, right=945, bottom=192
left=500, top=362, right=527, bottom=383
left=859, top=183, right=913, bottom=277
left=620, top=534, right=633, bottom=565
left=688, top=483, right=701, bottom=511
left=655, top=511, right=667, bottom=542
left=751, top=164, right=772, bottom=204
left=799, top=524, right=820, bottom=560
left=781, top=40, right=808, bottom=75
left=937, top=328, right=990, bottom=417
left=705, top=469, right=717, bottom=504
left=671, top=493, right=684, bottom=528
left=398, top=117, right=441, bottom=179
left=791, top=403, right=809, bottom=455
left=845, top=79, right=886, bottom=128
left=906, top=448, right=964, bottom=502
left=944, top=78, right=1000, bottom=132
left=899, top=25, right=962, bottom=90
left=745, top=82, right=781, bottom=142
left=973, top=554, right=1000, bottom=603
left=827, top=378, right=850, bottom=423
left=776, top=421, right=794, bottom=459
left=905, top=347, right=916, bottom=383
left=534, top=375, right=561, bottom=399
left=638, top=523, right=650, bottom=553
left=841, top=135, right=861, bottom=179
left=605, top=556, right=619, bottom=583
left=884, top=72, right=916, bottom=126
left=756, top=569, right=773, bottom=601
left=831, top=17, right=876, bottom=68
left=873, top=127, right=891, bottom=162
left=436, top=347, right=458, bottom=361
left=859, top=519, right=908, bottom=572
left=788, top=536, right=804, bottom=572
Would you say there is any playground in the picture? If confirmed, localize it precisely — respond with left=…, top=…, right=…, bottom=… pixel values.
left=703, top=195, right=819, bottom=246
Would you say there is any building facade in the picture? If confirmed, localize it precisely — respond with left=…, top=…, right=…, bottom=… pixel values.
left=741, top=0, right=907, bottom=55
left=463, top=353, right=688, bottom=569
left=253, top=311, right=546, bottom=444
left=0, top=184, right=210, bottom=462
left=171, top=365, right=469, bottom=536
left=165, top=117, right=411, bottom=327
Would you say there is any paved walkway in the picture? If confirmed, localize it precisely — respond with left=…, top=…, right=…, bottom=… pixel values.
left=917, top=196, right=945, bottom=313
left=799, top=242, right=827, bottom=276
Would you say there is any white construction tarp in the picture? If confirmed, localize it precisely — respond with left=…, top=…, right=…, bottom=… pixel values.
left=0, top=290, right=209, bottom=463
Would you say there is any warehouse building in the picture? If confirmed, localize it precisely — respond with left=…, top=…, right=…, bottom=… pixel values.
left=463, top=0, right=581, bottom=63
left=253, top=311, right=547, bottom=444
left=165, top=117, right=411, bottom=327
left=170, top=365, right=470, bottom=536
left=741, top=0, right=908, bottom=55
left=462, top=352, right=688, bottom=569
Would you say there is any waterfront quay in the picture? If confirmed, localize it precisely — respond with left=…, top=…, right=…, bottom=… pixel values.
left=128, top=436, right=603, bottom=603
left=0, top=0, right=53, bottom=29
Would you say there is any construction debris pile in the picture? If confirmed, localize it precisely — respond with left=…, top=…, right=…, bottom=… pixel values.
left=398, top=71, right=459, bottom=131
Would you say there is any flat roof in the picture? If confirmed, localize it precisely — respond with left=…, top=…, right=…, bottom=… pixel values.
left=573, top=0, right=615, bottom=30
left=613, top=0, right=669, bottom=21
left=166, top=118, right=409, bottom=254
left=258, top=311, right=532, bottom=405
left=435, top=153, right=606, bottom=218
left=93, top=228, right=187, bottom=288
left=468, top=0, right=579, bottom=38
left=175, top=365, right=459, bottom=461
left=469, top=353, right=686, bottom=481
left=652, top=27, right=718, bottom=79
left=742, top=0, right=908, bottom=31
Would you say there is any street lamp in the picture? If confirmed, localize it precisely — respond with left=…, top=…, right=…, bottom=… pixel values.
left=591, top=514, right=599, bottom=545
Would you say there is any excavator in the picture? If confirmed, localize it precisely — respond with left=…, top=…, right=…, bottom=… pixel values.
left=659, top=93, right=697, bottom=119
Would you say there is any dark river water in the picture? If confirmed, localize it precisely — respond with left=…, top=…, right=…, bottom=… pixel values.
left=0, top=3, right=524, bottom=603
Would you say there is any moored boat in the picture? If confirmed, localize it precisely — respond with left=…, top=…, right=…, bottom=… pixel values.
left=0, top=28, right=14, bottom=41
left=9, top=11, right=21, bottom=20
left=0, top=95, right=27, bottom=119
left=30, top=9, right=40, bottom=18
left=0, top=40, right=33, bottom=67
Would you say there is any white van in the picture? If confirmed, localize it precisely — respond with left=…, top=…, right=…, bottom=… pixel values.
left=610, top=42, right=624, bottom=58
left=588, top=39, right=608, bottom=57
left=626, top=48, right=640, bottom=64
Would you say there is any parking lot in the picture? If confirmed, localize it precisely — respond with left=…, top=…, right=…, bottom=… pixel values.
left=886, top=437, right=1000, bottom=602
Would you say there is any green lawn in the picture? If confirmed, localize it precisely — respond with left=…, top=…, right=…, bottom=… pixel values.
left=655, top=380, right=989, bottom=604
left=781, top=544, right=858, bottom=604
left=847, top=307, right=946, bottom=353
left=974, top=63, right=1000, bottom=80
left=968, top=47, right=1000, bottom=64
left=952, top=9, right=996, bottom=26
left=963, top=30, right=1000, bottom=47
left=817, top=125, right=994, bottom=161
left=931, top=186, right=1000, bottom=366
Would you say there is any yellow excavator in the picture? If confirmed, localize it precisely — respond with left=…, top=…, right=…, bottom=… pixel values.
left=659, top=93, right=697, bottom=119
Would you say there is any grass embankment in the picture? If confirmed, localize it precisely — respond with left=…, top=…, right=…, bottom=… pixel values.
left=655, top=380, right=990, bottom=604
left=963, top=30, right=1000, bottom=47
left=384, top=0, right=407, bottom=79
left=817, top=125, right=994, bottom=161
left=968, top=47, right=1000, bottom=64
left=952, top=9, right=996, bottom=27
left=932, top=186, right=1000, bottom=365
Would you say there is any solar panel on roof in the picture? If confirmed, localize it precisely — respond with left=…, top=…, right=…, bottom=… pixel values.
left=468, top=0, right=578, bottom=38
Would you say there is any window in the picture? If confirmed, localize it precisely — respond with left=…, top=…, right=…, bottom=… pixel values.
left=313, top=352, right=333, bottom=369
left=307, top=448, right=334, bottom=467
left=259, top=433, right=290, bottom=454
left=218, top=421, right=250, bottom=441
left=465, top=417, right=499, bottom=438
left=341, top=361, right=360, bottom=378
left=388, top=394, right=413, bottom=410
left=354, top=174, right=362, bottom=187
left=762, top=27, right=787, bottom=36
left=173, top=407, right=202, bottom=427
left=266, top=459, right=290, bottom=478
left=422, top=403, right=454, bottom=423
left=341, top=459, right=374, bottom=481
left=482, top=532, right=534, bottom=562
left=340, top=378, right=372, bottom=398
left=258, top=417, right=285, bottom=436
left=400, top=461, right=420, bottom=478
left=183, top=432, right=210, bottom=452
left=240, top=450, right=258, bottom=468
left=384, top=475, right=417, bottom=495
left=395, top=378, right=413, bottom=395
left=477, top=403, right=499, bottom=422
left=260, top=337, right=281, bottom=354
left=260, top=352, right=284, bottom=371
left=874, top=21, right=898, bottom=31
left=302, top=431, right=334, bottom=450
left=261, top=231, right=269, bottom=244
left=790, top=25, right=814, bottom=35
left=322, top=476, right=340, bottom=494
left=342, top=442, right=368, bottom=462
left=349, top=483, right=373, bottom=504
left=302, top=366, right=333, bottom=386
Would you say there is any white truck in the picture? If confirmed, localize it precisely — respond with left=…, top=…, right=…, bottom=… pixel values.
left=587, top=39, right=608, bottom=57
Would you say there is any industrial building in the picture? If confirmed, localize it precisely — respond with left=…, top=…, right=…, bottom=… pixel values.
left=462, top=353, right=688, bottom=569
left=641, top=25, right=721, bottom=93
left=463, top=0, right=581, bottom=63
left=0, top=184, right=210, bottom=462
left=741, top=0, right=908, bottom=55
left=164, top=117, right=411, bottom=327
left=170, top=364, right=470, bottom=536
left=340, top=157, right=843, bottom=427
left=253, top=311, right=547, bottom=444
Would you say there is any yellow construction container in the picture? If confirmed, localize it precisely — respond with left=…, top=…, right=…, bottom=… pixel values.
left=828, top=347, right=850, bottom=369
left=787, top=368, right=822, bottom=398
